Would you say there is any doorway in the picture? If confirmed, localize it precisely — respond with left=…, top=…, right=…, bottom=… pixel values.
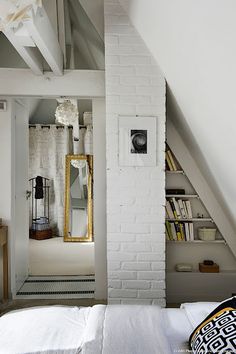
left=1, top=95, right=106, bottom=300
left=16, top=97, right=95, bottom=299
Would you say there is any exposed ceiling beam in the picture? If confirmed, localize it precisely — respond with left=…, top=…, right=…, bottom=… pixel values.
left=13, top=25, right=35, bottom=47
left=25, top=6, right=63, bottom=76
left=3, top=5, right=64, bottom=76
left=42, top=0, right=58, bottom=36
left=63, top=0, right=74, bottom=69
left=57, top=0, right=67, bottom=67
left=0, top=69, right=105, bottom=97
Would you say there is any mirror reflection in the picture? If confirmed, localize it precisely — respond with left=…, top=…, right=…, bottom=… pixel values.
left=64, top=155, right=93, bottom=242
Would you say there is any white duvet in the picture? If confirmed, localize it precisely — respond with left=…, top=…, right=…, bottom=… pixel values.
left=0, top=305, right=172, bottom=354
left=0, top=306, right=90, bottom=354
left=82, top=305, right=172, bottom=354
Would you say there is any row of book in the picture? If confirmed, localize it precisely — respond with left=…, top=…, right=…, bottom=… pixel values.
left=166, top=145, right=180, bottom=171
left=165, top=220, right=194, bottom=241
left=165, top=197, right=194, bottom=241
left=166, top=197, right=193, bottom=220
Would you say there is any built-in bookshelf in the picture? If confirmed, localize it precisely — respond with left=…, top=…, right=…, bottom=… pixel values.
left=165, top=144, right=224, bottom=243
left=165, top=140, right=236, bottom=303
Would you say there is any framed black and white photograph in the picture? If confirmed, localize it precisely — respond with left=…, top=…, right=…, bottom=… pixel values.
left=119, top=116, right=157, bottom=166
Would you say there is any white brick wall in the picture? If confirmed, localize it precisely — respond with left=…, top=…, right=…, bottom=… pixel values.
left=105, top=0, right=166, bottom=305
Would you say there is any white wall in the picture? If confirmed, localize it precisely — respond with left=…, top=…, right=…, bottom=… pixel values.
left=119, top=0, right=236, bottom=229
left=93, top=98, right=107, bottom=299
left=29, top=99, right=57, bottom=124
left=104, top=0, right=166, bottom=305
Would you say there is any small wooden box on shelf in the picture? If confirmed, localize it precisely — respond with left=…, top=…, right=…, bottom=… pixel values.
left=199, top=262, right=219, bottom=273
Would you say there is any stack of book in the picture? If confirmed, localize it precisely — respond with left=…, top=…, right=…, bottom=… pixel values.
left=166, top=145, right=180, bottom=171
left=165, top=197, right=194, bottom=241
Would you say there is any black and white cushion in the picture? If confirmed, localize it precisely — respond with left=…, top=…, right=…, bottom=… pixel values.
left=189, top=297, right=236, bottom=353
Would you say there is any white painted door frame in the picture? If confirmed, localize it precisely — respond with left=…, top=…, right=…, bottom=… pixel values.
left=13, top=100, right=30, bottom=295
left=0, top=69, right=107, bottom=300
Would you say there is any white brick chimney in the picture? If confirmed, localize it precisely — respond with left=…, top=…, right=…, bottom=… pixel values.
left=104, top=0, right=166, bottom=305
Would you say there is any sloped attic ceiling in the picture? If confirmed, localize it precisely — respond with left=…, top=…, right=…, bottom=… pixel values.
left=119, top=0, right=236, bottom=228
left=79, top=0, right=104, bottom=39
left=67, top=0, right=104, bottom=70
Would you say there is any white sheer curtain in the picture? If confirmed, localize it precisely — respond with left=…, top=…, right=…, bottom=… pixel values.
left=29, top=125, right=72, bottom=236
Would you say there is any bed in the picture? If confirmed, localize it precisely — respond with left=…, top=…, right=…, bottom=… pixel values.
left=0, top=301, right=233, bottom=354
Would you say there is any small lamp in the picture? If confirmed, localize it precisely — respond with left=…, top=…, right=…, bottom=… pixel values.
left=55, top=99, right=79, bottom=140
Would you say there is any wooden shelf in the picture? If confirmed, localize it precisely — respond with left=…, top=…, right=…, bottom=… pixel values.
left=166, top=218, right=213, bottom=222
left=166, top=271, right=236, bottom=303
left=167, top=270, right=236, bottom=275
left=166, top=170, right=184, bottom=174
left=166, top=240, right=226, bottom=244
left=166, top=194, right=199, bottom=198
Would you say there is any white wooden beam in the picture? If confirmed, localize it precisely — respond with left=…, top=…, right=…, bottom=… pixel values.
left=13, top=25, right=35, bottom=47
left=64, top=0, right=74, bottom=69
left=57, top=0, right=66, bottom=67
left=93, top=98, right=107, bottom=299
left=25, top=6, right=64, bottom=76
left=4, top=29, right=43, bottom=75
left=0, top=69, right=105, bottom=97
left=42, top=0, right=58, bottom=36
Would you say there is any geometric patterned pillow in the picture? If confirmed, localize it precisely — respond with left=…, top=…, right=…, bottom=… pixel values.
left=189, top=297, right=236, bottom=354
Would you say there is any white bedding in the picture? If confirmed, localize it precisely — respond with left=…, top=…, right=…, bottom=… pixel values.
left=0, top=306, right=90, bottom=354
left=82, top=305, right=172, bottom=354
left=0, top=302, right=219, bottom=354
left=162, top=308, right=193, bottom=352
left=161, top=302, right=219, bottom=353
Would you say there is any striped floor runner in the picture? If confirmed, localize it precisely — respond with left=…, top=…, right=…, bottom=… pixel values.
left=16, top=275, right=95, bottom=299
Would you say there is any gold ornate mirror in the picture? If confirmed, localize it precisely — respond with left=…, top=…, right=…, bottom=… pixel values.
left=64, top=155, right=93, bottom=242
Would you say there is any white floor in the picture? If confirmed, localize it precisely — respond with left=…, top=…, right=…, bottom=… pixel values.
left=29, top=238, right=95, bottom=276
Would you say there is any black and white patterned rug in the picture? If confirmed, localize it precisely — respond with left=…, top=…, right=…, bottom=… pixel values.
left=16, top=275, right=95, bottom=299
